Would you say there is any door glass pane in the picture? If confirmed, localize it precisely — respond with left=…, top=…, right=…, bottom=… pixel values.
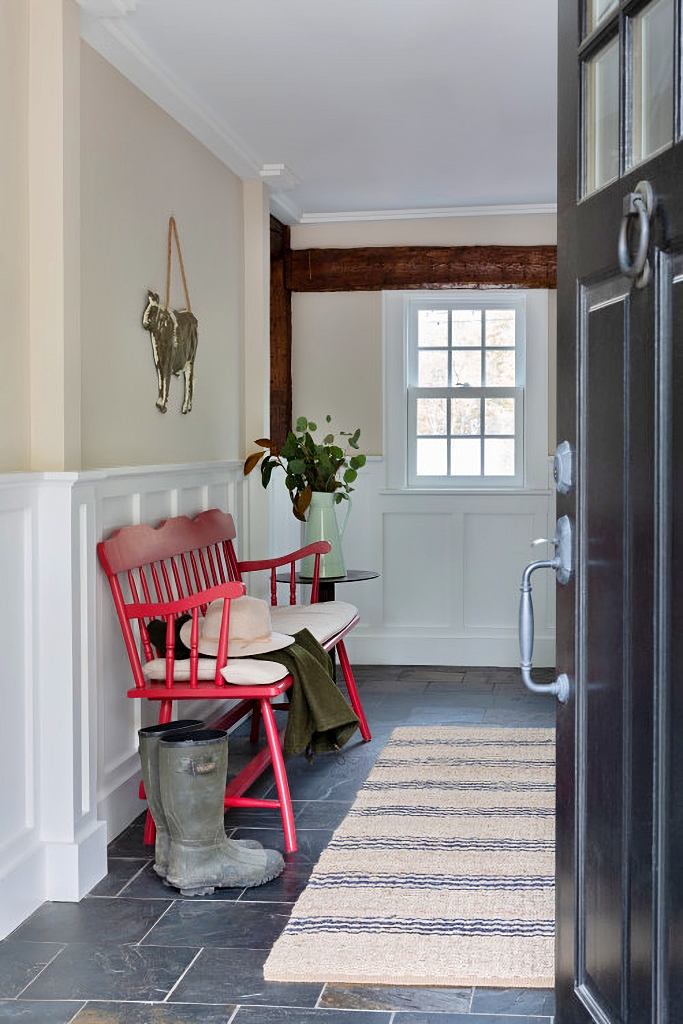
left=586, top=0, right=618, bottom=35
left=630, top=0, right=674, bottom=167
left=584, top=37, right=620, bottom=196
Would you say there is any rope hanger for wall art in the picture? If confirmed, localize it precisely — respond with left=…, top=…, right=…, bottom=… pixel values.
left=166, top=215, right=192, bottom=313
left=141, top=216, right=199, bottom=414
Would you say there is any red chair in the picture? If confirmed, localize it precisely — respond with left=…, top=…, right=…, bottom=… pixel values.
left=97, top=509, right=370, bottom=853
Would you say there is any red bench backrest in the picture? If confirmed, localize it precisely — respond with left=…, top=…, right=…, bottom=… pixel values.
left=97, top=510, right=244, bottom=690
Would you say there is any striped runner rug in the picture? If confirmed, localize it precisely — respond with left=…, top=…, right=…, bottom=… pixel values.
left=264, top=725, right=555, bottom=988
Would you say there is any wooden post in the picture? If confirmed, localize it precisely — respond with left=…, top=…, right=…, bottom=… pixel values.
left=269, top=235, right=557, bottom=441
left=270, top=217, right=292, bottom=448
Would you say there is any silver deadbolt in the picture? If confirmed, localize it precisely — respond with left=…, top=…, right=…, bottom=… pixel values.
left=553, top=440, right=574, bottom=495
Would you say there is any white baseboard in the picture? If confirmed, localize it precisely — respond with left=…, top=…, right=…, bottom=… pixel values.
left=0, top=844, right=45, bottom=940
left=345, top=630, right=555, bottom=668
left=97, top=773, right=145, bottom=847
left=45, top=820, right=109, bottom=902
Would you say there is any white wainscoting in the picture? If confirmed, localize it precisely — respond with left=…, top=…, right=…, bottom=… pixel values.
left=0, top=462, right=247, bottom=940
left=0, top=478, right=55, bottom=940
left=83, top=462, right=249, bottom=849
left=0, top=457, right=555, bottom=939
left=271, top=457, right=557, bottom=668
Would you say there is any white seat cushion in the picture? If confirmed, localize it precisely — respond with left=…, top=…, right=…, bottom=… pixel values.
left=142, top=657, right=289, bottom=686
left=270, top=601, right=358, bottom=645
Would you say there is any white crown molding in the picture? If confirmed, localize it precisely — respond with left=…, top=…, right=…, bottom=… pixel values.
left=298, top=203, right=558, bottom=225
left=260, top=164, right=300, bottom=190
left=77, top=8, right=556, bottom=228
left=269, top=192, right=303, bottom=225
left=76, top=0, right=138, bottom=15
left=79, top=10, right=263, bottom=181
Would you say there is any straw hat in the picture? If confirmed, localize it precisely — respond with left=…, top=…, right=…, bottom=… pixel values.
left=179, top=596, right=294, bottom=657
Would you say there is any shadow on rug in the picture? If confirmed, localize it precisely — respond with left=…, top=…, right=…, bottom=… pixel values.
left=264, top=725, right=555, bottom=988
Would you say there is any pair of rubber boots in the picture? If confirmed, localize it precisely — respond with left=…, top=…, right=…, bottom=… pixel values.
left=138, top=720, right=284, bottom=896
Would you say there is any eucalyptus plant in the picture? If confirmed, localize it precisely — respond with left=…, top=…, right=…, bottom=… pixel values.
left=244, top=415, right=367, bottom=522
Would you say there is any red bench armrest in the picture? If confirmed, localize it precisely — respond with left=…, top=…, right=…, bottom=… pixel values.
left=238, top=541, right=330, bottom=605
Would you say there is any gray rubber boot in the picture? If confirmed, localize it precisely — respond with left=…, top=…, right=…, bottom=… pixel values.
left=160, top=729, right=285, bottom=896
left=139, top=719, right=205, bottom=878
left=139, top=720, right=263, bottom=879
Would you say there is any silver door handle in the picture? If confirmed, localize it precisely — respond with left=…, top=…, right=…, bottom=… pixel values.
left=518, top=516, right=573, bottom=703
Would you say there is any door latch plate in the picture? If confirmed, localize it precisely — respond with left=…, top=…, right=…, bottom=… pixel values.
left=555, top=515, right=573, bottom=585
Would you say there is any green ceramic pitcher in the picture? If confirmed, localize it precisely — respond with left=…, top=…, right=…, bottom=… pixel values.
left=301, top=491, right=351, bottom=578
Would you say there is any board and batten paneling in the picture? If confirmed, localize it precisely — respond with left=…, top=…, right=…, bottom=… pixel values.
left=270, top=457, right=556, bottom=668
left=383, top=513, right=455, bottom=627
left=0, top=462, right=247, bottom=940
left=0, top=457, right=554, bottom=940
left=0, top=474, right=109, bottom=939
left=463, top=512, right=537, bottom=629
left=85, top=463, right=249, bottom=843
left=0, top=490, right=44, bottom=938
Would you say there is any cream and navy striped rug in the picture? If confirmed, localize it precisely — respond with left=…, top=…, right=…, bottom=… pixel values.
left=264, top=725, right=555, bottom=988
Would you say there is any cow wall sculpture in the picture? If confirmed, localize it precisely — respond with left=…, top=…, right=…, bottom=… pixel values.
left=142, top=290, right=198, bottom=414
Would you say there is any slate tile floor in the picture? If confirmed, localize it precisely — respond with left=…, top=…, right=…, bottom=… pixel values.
left=0, top=665, right=556, bottom=1024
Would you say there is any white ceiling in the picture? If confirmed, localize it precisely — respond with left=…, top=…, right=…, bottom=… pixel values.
left=78, top=0, right=558, bottom=225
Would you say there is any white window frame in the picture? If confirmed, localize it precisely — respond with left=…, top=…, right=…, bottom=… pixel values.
left=384, top=289, right=550, bottom=493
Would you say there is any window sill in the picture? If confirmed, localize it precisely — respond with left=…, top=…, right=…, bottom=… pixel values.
left=379, top=486, right=554, bottom=497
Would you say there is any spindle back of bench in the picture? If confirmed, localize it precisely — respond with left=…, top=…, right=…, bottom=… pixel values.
left=97, top=510, right=246, bottom=688
left=98, top=509, right=239, bottom=600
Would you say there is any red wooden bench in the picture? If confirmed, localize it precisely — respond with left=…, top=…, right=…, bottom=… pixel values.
left=97, top=509, right=371, bottom=853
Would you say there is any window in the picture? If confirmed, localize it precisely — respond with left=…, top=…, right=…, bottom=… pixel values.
left=385, top=289, right=550, bottom=494
left=404, top=293, right=526, bottom=488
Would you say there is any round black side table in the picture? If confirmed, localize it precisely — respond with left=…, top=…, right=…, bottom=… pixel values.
left=275, top=570, right=380, bottom=680
left=276, top=569, right=380, bottom=603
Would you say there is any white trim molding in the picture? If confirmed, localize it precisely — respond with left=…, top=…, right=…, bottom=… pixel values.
left=76, top=0, right=139, bottom=16
left=298, top=203, right=558, bottom=225
left=384, top=290, right=551, bottom=493
left=74, top=6, right=557, bottom=229
left=78, top=9, right=263, bottom=181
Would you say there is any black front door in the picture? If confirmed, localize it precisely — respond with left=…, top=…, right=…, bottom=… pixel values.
left=556, top=0, right=683, bottom=1020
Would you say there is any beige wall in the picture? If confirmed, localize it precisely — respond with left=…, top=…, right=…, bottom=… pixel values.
left=290, top=214, right=557, bottom=457
left=2, top=0, right=553, bottom=474
left=292, top=292, right=383, bottom=455
left=291, top=213, right=557, bottom=250
left=80, top=45, right=245, bottom=469
left=0, top=1, right=30, bottom=470
left=0, top=6, right=252, bottom=474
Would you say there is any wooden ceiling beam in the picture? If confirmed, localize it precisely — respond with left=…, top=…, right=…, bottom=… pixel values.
left=287, top=244, right=557, bottom=292
left=269, top=231, right=557, bottom=446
